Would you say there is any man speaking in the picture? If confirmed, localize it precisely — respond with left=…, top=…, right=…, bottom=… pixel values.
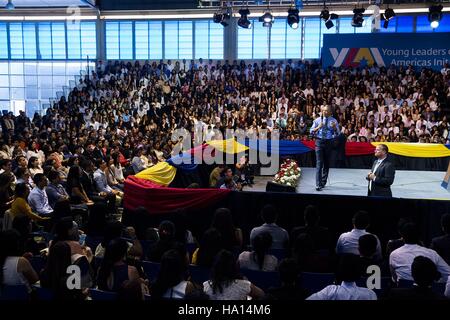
left=310, top=105, right=340, bottom=191
left=367, top=144, right=396, bottom=197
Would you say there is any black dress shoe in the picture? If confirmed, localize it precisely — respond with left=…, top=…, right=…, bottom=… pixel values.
left=316, top=187, right=323, bottom=191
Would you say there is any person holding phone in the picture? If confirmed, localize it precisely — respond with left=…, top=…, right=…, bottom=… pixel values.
left=309, top=105, right=340, bottom=191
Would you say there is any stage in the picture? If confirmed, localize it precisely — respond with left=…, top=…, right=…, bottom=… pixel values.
left=243, top=168, right=450, bottom=201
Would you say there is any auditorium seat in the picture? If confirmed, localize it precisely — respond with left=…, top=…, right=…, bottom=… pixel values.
left=34, top=286, right=54, bottom=300
left=0, top=285, right=29, bottom=300
left=299, top=272, right=335, bottom=294
left=240, top=268, right=281, bottom=290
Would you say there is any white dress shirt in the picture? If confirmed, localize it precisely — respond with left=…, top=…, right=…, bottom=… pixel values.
left=336, top=229, right=382, bottom=260
left=306, top=282, right=377, bottom=300
left=369, top=157, right=385, bottom=191
left=389, top=244, right=450, bottom=282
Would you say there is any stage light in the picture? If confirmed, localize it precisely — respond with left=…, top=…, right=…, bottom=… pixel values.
left=238, top=8, right=251, bottom=29
left=381, top=8, right=396, bottom=28
left=287, top=8, right=300, bottom=29
left=213, top=12, right=222, bottom=23
left=428, top=4, right=443, bottom=29
left=320, top=9, right=338, bottom=29
left=259, top=11, right=274, bottom=27
left=351, top=8, right=365, bottom=28
left=220, top=12, right=230, bottom=27
left=5, top=0, right=14, bottom=10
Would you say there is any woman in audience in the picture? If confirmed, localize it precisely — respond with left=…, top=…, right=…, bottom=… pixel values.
left=97, top=238, right=148, bottom=293
left=192, top=228, right=223, bottom=268
left=40, top=241, right=87, bottom=300
left=211, top=208, right=243, bottom=250
left=203, top=250, right=265, bottom=300
left=27, top=156, right=43, bottom=178
left=0, top=229, right=39, bottom=288
left=238, top=232, right=278, bottom=272
left=10, top=183, right=49, bottom=223
left=151, top=249, right=195, bottom=299
left=105, top=154, right=124, bottom=191
left=66, top=165, right=94, bottom=206
left=0, top=172, right=14, bottom=216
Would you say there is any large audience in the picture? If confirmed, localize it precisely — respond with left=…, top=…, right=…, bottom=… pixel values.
left=0, top=59, right=450, bottom=300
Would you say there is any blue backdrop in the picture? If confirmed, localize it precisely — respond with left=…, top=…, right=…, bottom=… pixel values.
left=322, top=33, right=450, bottom=70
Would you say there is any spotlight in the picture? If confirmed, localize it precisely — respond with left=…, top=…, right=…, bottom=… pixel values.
left=5, top=0, right=14, bottom=10
left=381, top=8, right=396, bottom=29
left=220, top=12, right=231, bottom=27
left=213, top=12, right=223, bottom=24
left=238, top=9, right=251, bottom=29
left=320, top=9, right=339, bottom=29
left=428, top=4, right=443, bottom=29
left=259, top=11, right=274, bottom=27
left=287, top=8, right=300, bottom=29
left=351, top=8, right=365, bottom=28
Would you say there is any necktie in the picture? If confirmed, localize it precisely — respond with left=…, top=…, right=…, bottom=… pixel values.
left=322, top=117, right=329, bottom=139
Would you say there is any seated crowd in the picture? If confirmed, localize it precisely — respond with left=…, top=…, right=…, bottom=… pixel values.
left=1, top=202, right=450, bottom=301
left=0, top=59, right=449, bottom=300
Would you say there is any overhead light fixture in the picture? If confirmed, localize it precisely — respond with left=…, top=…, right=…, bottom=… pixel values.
left=287, top=8, right=300, bottom=29
left=428, top=4, right=443, bottom=29
left=213, top=12, right=223, bottom=24
left=351, top=8, right=365, bottom=28
left=320, top=8, right=339, bottom=29
left=381, top=8, right=396, bottom=28
left=259, top=11, right=274, bottom=27
left=220, top=12, right=231, bottom=27
left=213, top=9, right=230, bottom=27
left=238, top=8, right=251, bottom=29
left=5, top=0, right=14, bottom=10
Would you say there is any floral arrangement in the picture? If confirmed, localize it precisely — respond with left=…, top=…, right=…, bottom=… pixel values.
left=273, top=159, right=301, bottom=187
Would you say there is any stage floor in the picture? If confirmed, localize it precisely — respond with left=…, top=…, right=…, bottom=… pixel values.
left=243, top=168, right=450, bottom=201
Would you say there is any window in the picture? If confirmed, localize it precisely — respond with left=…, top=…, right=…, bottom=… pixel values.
left=119, top=22, right=133, bottom=59
left=304, top=18, right=321, bottom=59
left=9, top=23, right=24, bottom=59
left=379, top=17, right=397, bottom=33
left=209, top=22, right=224, bottom=59
left=23, top=23, right=37, bottom=59
left=237, top=20, right=253, bottom=59
left=105, top=21, right=119, bottom=59
left=164, top=21, right=179, bottom=60
left=135, top=21, right=149, bottom=59
left=0, top=23, right=8, bottom=59
left=396, top=16, right=414, bottom=33
left=416, top=15, right=434, bottom=33
left=38, top=23, right=52, bottom=59
left=178, top=21, right=193, bottom=59
left=149, top=21, right=163, bottom=59
left=338, top=17, right=355, bottom=34
left=434, top=14, right=450, bottom=33
left=81, top=22, right=97, bottom=59
left=51, top=23, right=66, bottom=59
left=67, top=23, right=81, bottom=59
left=194, top=21, right=209, bottom=59
left=270, top=21, right=287, bottom=59
left=253, top=22, right=269, bottom=59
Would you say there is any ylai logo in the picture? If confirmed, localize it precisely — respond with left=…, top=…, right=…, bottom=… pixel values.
left=66, top=265, right=81, bottom=290
left=366, top=265, right=381, bottom=290
left=329, top=48, right=385, bottom=68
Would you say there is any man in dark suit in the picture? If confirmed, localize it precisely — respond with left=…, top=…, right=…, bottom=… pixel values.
left=366, top=144, right=395, bottom=197
left=431, top=213, right=450, bottom=265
